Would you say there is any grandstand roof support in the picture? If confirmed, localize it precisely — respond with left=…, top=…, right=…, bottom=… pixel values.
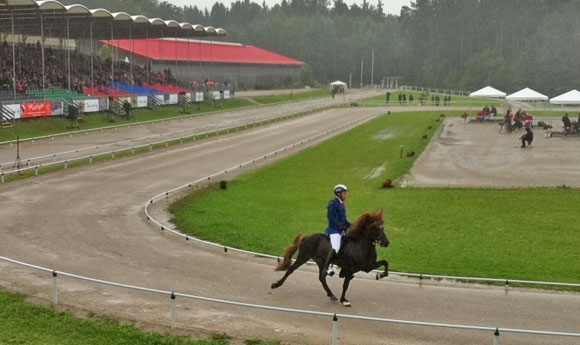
left=66, top=16, right=70, bottom=91
left=40, top=12, right=45, bottom=89
left=10, top=8, right=16, bottom=99
left=90, top=19, right=94, bottom=88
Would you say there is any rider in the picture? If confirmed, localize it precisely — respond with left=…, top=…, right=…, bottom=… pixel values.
left=323, top=184, right=351, bottom=277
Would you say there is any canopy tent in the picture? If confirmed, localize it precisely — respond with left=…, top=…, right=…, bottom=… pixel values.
left=468, top=86, right=507, bottom=121
left=469, top=86, right=506, bottom=98
left=330, top=80, right=348, bottom=90
left=549, top=89, right=580, bottom=104
left=330, top=80, right=347, bottom=97
left=506, top=87, right=549, bottom=119
left=506, top=87, right=548, bottom=101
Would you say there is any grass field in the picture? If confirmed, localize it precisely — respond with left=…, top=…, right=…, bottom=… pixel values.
left=0, top=290, right=279, bottom=345
left=170, top=110, right=580, bottom=285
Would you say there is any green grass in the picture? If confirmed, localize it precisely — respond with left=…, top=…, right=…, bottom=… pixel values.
left=251, top=88, right=331, bottom=104
left=363, top=90, right=505, bottom=107
left=0, top=290, right=240, bottom=345
left=171, top=110, right=580, bottom=285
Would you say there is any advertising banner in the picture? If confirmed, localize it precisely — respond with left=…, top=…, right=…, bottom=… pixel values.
left=50, top=101, right=64, bottom=116
left=20, top=102, right=52, bottom=119
left=195, top=92, right=204, bottom=103
left=83, top=99, right=100, bottom=113
left=223, top=90, right=231, bottom=99
left=6, top=104, right=21, bottom=119
left=212, top=91, right=221, bottom=101
left=137, top=96, right=148, bottom=108
left=168, top=94, right=178, bottom=105
left=97, top=98, right=108, bottom=112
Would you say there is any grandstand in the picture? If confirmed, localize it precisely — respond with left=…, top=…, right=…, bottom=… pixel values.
left=0, top=0, right=226, bottom=123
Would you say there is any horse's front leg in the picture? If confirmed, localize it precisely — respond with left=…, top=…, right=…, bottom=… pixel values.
left=374, top=259, right=389, bottom=280
left=340, top=273, right=354, bottom=307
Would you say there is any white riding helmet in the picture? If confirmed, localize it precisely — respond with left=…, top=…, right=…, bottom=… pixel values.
left=333, top=184, right=348, bottom=194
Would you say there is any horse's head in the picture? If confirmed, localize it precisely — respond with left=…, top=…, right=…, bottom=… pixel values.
left=348, top=209, right=389, bottom=248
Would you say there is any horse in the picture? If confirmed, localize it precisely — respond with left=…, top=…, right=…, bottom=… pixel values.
left=270, top=209, right=390, bottom=307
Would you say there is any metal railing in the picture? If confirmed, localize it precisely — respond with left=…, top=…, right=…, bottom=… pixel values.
left=0, top=101, right=331, bottom=182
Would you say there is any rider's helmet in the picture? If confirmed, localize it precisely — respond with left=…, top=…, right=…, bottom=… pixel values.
left=333, top=184, right=348, bottom=195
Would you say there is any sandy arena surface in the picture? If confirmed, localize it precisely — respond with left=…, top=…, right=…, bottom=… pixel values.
left=1, top=92, right=579, bottom=345
left=405, top=116, right=580, bottom=188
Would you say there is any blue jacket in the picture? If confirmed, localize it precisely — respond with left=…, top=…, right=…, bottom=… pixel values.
left=325, top=197, right=351, bottom=236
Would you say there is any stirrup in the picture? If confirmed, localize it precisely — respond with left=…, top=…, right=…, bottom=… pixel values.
left=326, top=266, right=335, bottom=277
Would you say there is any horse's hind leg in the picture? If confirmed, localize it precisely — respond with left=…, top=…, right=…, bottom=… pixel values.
left=271, top=256, right=309, bottom=289
left=317, top=261, right=338, bottom=302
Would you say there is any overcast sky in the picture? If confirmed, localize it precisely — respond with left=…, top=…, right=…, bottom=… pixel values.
left=164, top=0, right=412, bottom=15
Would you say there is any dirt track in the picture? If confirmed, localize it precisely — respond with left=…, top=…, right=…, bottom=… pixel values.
left=1, top=93, right=579, bottom=345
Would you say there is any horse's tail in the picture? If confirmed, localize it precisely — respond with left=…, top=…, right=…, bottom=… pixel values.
left=275, top=233, right=307, bottom=271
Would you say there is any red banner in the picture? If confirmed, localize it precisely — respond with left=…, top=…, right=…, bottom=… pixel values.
left=20, top=102, right=52, bottom=119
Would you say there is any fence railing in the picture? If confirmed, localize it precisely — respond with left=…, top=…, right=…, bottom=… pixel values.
left=0, top=101, right=332, bottom=182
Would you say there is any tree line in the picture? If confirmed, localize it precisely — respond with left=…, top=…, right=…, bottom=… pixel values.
left=62, top=0, right=580, bottom=95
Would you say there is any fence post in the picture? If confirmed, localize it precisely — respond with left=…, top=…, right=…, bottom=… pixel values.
left=332, top=314, right=338, bottom=345
left=494, top=328, right=500, bottom=345
left=170, top=292, right=176, bottom=329
left=52, top=271, right=58, bottom=306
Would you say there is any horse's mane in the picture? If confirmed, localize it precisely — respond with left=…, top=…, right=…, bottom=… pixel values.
left=347, top=209, right=384, bottom=237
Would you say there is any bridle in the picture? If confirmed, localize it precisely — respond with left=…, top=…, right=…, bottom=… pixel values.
left=372, top=225, right=385, bottom=245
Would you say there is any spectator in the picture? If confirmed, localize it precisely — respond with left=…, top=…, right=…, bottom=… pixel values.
left=562, top=113, right=572, bottom=135
left=122, top=100, right=132, bottom=119
left=520, top=126, right=533, bottom=148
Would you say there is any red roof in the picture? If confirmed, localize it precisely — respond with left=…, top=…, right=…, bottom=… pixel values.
left=105, top=38, right=306, bottom=66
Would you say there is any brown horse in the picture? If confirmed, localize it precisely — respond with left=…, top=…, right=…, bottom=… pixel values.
left=271, top=209, right=390, bottom=306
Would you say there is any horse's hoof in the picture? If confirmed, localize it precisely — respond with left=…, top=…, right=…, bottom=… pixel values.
left=342, top=300, right=351, bottom=307
left=330, top=296, right=338, bottom=302
left=271, top=282, right=278, bottom=289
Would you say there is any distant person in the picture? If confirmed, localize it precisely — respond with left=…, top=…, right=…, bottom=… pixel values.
left=123, top=100, right=132, bottom=119
left=562, top=113, right=572, bottom=135
left=489, top=106, right=497, bottom=120
left=519, top=126, right=533, bottom=148
left=503, top=108, right=513, bottom=132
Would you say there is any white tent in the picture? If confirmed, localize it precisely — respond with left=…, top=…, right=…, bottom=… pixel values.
left=506, top=87, right=548, bottom=101
left=469, top=86, right=506, bottom=98
left=330, top=80, right=348, bottom=90
left=549, top=89, right=580, bottom=105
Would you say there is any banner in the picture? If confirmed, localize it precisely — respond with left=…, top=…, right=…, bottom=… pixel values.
left=50, top=102, right=64, bottom=116
left=168, top=94, right=178, bottom=105
left=20, top=102, right=51, bottom=119
left=82, top=99, right=100, bottom=113
left=97, top=98, right=108, bottom=112
left=137, top=96, right=148, bottom=108
left=223, top=90, right=231, bottom=99
left=6, top=104, right=21, bottom=119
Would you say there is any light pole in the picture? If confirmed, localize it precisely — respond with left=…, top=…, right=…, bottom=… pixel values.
left=371, top=49, right=374, bottom=89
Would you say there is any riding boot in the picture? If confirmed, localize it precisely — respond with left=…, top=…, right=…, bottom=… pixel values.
left=323, top=249, right=337, bottom=277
